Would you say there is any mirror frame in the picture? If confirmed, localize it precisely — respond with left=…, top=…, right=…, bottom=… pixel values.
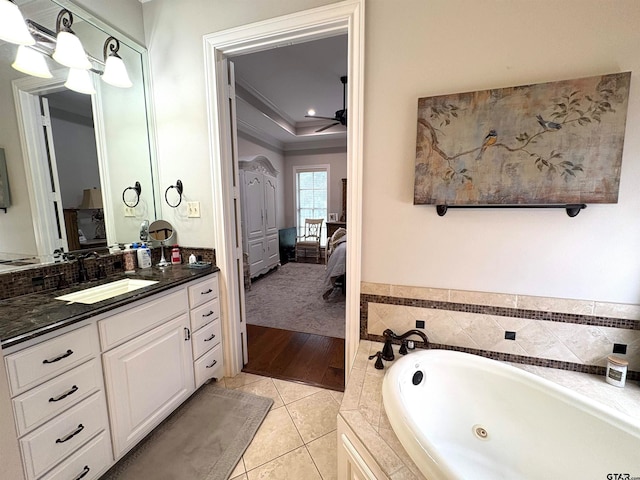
left=6, top=0, right=160, bottom=265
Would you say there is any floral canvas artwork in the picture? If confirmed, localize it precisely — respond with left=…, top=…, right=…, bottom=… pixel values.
left=414, top=72, right=631, bottom=205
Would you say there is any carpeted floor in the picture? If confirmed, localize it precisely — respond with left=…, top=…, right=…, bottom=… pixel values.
left=101, top=383, right=272, bottom=480
left=245, top=262, right=345, bottom=339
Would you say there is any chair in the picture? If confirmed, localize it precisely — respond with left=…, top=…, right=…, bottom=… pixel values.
left=295, top=218, right=324, bottom=263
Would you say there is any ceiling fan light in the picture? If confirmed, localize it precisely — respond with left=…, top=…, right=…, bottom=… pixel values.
left=0, top=0, right=35, bottom=45
left=65, top=68, right=96, bottom=95
left=12, top=45, right=53, bottom=78
left=307, top=109, right=316, bottom=116
left=53, top=31, right=91, bottom=70
left=102, top=54, right=132, bottom=88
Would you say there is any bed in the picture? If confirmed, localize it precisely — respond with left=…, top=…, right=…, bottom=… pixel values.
left=323, top=229, right=346, bottom=299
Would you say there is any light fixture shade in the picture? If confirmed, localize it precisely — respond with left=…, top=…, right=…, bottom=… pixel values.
left=0, top=0, right=35, bottom=45
left=102, top=55, right=132, bottom=88
left=12, top=45, right=52, bottom=78
left=65, top=68, right=96, bottom=95
left=53, top=30, right=91, bottom=70
left=79, top=188, right=103, bottom=209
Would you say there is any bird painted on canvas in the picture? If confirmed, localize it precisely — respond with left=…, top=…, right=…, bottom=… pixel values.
left=475, top=130, right=497, bottom=161
left=536, top=114, right=562, bottom=131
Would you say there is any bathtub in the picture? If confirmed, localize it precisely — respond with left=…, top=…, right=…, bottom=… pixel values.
left=382, top=349, right=640, bottom=480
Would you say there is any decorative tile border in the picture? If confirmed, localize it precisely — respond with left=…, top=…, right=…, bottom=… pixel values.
left=360, top=291, right=640, bottom=380
left=361, top=293, right=640, bottom=331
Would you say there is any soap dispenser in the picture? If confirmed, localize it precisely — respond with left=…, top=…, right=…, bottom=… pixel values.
left=137, top=243, right=152, bottom=269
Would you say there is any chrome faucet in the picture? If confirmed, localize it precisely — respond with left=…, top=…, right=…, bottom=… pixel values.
left=382, top=328, right=429, bottom=361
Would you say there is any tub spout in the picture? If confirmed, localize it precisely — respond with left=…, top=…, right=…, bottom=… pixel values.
left=396, top=329, right=429, bottom=348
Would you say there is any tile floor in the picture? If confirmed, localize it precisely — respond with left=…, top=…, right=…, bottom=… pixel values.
left=217, top=372, right=343, bottom=480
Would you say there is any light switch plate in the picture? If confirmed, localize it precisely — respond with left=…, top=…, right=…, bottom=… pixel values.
left=124, top=206, right=135, bottom=217
left=187, top=201, right=201, bottom=218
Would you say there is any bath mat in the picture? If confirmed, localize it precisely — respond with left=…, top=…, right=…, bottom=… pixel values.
left=101, top=383, right=273, bottom=480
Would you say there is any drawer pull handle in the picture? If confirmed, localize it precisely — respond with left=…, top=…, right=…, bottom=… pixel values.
left=204, top=334, right=216, bottom=342
left=206, top=360, right=217, bottom=369
left=201, top=289, right=213, bottom=295
left=43, top=349, right=73, bottom=364
left=203, top=310, right=215, bottom=317
left=49, top=385, right=78, bottom=402
left=55, top=423, right=84, bottom=444
left=73, top=465, right=90, bottom=480
left=184, top=327, right=191, bottom=341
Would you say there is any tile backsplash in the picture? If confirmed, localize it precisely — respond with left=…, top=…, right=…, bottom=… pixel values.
left=0, top=247, right=215, bottom=301
left=360, top=282, right=640, bottom=380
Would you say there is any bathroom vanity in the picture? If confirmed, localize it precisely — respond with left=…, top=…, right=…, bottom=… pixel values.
left=0, top=267, right=221, bottom=480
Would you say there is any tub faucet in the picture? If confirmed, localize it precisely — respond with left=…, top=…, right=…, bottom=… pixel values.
left=382, top=328, right=430, bottom=361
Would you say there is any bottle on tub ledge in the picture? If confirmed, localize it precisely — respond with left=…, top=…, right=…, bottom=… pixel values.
left=171, top=245, right=181, bottom=265
left=137, top=242, right=152, bottom=269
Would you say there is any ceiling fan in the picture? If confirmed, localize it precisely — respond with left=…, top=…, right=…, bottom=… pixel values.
left=305, top=75, right=347, bottom=132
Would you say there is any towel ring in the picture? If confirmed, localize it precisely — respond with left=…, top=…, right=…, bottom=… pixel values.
left=122, top=181, right=141, bottom=208
left=165, top=180, right=183, bottom=208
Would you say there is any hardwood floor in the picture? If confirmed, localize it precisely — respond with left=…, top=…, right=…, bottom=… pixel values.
left=243, top=324, right=345, bottom=392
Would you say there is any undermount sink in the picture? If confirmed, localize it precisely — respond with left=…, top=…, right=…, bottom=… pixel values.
left=55, top=279, right=159, bottom=304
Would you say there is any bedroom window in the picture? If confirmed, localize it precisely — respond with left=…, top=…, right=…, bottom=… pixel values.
left=295, top=166, right=329, bottom=246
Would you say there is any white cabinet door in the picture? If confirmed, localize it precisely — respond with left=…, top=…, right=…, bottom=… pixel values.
left=263, top=174, right=278, bottom=237
left=243, top=171, right=265, bottom=242
left=265, top=233, right=280, bottom=267
left=102, top=314, right=194, bottom=459
left=248, top=238, right=265, bottom=277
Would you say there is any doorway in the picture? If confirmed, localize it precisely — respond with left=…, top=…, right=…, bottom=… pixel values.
left=229, top=35, right=348, bottom=390
left=204, top=0, right=364, bottom=388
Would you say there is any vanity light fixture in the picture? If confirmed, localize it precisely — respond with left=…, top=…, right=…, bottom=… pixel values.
left=0, top=0, right=35, bottom=45
left=65, top=68, right=96, bottom=95
left=102, top=37, right=132, bottom=88
left=52, top=9, right=91, bottom=70
left=11, top=45, right=53, bottom=78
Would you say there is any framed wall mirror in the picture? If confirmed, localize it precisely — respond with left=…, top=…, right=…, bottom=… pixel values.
left=0, top=0, right=158, bottom=273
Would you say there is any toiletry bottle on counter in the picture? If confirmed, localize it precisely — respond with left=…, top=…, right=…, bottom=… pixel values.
left=137, top=243, right=152, bottom=269
left=606, top=355, right=628, bottom=387
left=123, top=244, right=136, bottom=273
left=189, top=254, right=197, bottom=265
left=171, top=245, right=181, bottom=265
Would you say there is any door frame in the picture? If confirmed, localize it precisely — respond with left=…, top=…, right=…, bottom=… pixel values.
left=203, top=0, right=365, bottom=381
left=13, top=71, right=114, bottom=256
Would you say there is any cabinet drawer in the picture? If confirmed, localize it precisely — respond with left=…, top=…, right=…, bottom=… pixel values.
left=12, top=359, right=102, bottom=436
left=187, top=275, right=218, bottom=309
left=190, top=298, right=220, bottom=331
left=192, top=320, right=221, bottom=360
left=39, top=431, right=112, bottom=480
left=5, top=326, right=99, bottom=397
left=20, top=391, right=109, bottom=480
left=99, top=288, right=188, bottom=351
left=194, top=342, right=223, bottom=389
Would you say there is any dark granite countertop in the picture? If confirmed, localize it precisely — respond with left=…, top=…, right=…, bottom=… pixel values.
left=0, top=265, right=219, bottom=349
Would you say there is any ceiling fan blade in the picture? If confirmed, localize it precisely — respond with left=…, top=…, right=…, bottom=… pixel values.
left=315, top=122, right=340, bottom=133
left=305, top=115, right=337, bottom=121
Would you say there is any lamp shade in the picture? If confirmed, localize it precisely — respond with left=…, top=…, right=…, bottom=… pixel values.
left=102, top=54, right=132, bottom=88
left=79, top=188, right=103, bottom=209
left=0, top=0, right=35, bottom=45
left=53, top=30, right=91, bottom=70
left=65, top=68, right=96, bottom=95
left=12, top=45, right=53, bottom=78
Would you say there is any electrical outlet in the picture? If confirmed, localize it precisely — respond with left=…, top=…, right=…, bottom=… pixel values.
left=613, top=343, right=627, bottom=354
left=124, top=206, right=135, bottom=217
left=187, top=201, right=201, bottom=218
left=416, top=320, right=425, bottom=329
left=505, top=331, right=516, bottom=340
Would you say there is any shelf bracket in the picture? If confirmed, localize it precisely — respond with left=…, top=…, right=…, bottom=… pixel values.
left=435, top=204, right=587, bottom=217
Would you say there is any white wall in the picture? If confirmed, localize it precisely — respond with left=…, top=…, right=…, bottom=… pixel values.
left=142, top=0, right=640, bottom=304
left=361, top=0, right=640, bottom=304
left=285, top=148, right=347, bottom=227
left=70, top=0, right=146, bottom=46
left=142, top=0, right=340, bottom=248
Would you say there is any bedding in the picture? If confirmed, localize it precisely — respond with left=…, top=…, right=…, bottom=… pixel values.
left=323, top=237, right=346, bottom=298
